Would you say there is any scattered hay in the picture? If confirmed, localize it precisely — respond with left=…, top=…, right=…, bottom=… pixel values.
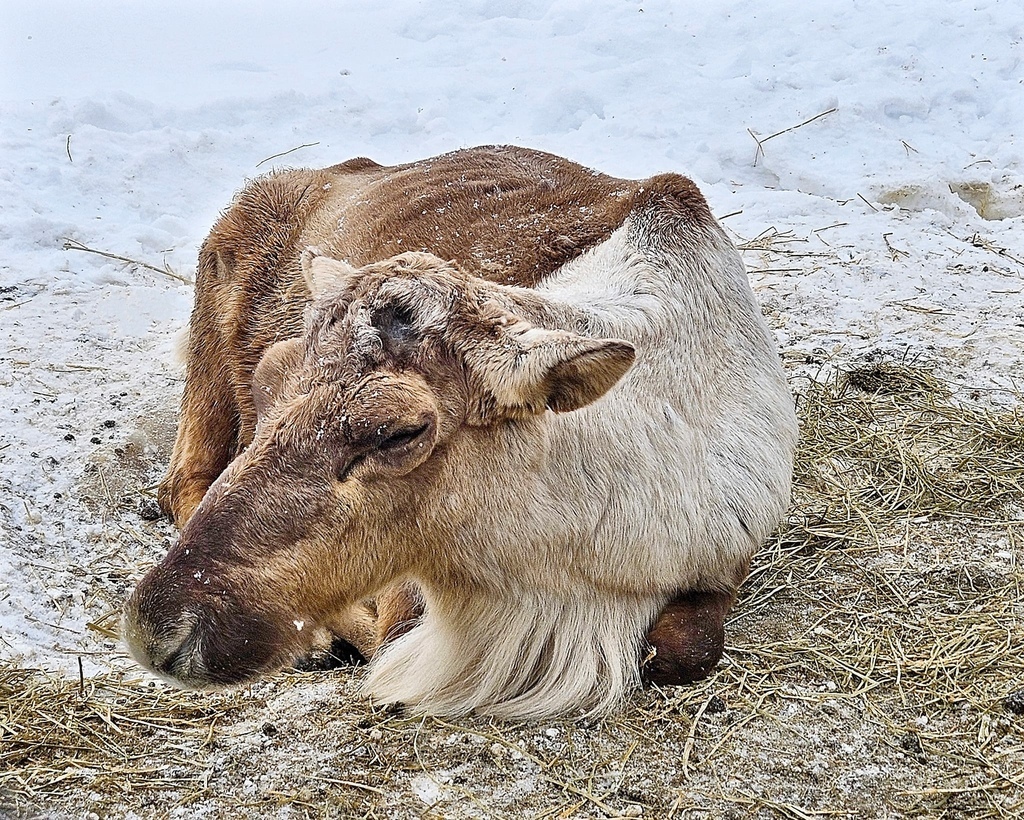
left=734, top=227, right=828, bottom=275
left=1, top=364, right=1022, bottom=818
left=789, top=360, right=1024, bottom=535
left=727, top=362, right=1024, bottom=818
left=61, top=238, right=193, bottom=286
left=0, top=667, right=245, bottom=815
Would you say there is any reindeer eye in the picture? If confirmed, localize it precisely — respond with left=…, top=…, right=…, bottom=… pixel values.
left=335, top=454, right=364, bottom=483
left=378, top=423, right=429, bottom=452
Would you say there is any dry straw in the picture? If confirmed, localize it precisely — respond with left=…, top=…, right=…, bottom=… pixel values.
left=2, top=363, right=1022, bottom=818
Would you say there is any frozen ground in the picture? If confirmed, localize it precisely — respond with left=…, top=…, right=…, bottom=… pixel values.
left=0, top=1, right=1022, bottom=817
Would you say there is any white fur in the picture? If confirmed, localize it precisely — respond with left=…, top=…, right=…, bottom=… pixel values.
left=366, top=586, right=660, bottom=719
left=362, top=215, right=798, bottom=718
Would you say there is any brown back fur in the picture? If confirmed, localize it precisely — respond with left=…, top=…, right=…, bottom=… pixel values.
left=161, top=146, right=710, bottom=524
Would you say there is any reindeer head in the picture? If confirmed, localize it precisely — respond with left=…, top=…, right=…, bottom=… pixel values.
left=123, top=251, right=635, bottom=688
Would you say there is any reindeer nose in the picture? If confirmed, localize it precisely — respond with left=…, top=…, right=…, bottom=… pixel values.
left=123, top=562, right=297, bottom=689
left=122, top=587, right=208, bottom=687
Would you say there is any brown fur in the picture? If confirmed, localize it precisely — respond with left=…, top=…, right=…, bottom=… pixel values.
left=643, top=590, right=735, bottom=685
left=159, top=147, right=716, bottom=527
left=152, top=146, right=728, bottom=687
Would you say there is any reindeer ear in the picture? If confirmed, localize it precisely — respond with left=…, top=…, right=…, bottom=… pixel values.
left=469, top=327, right=636, bottom=420
left=541, top=337, right=637, bottom=412
left=252, top=338, right=304, bottom=420
left=301, top=248, right=360, bottom=297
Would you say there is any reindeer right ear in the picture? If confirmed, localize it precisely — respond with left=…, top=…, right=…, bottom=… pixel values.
left=464, top=323, right=636, bottom=422
left=301, top=248, right=360, bottom=297
left=252, top=338, right=304, bottom=420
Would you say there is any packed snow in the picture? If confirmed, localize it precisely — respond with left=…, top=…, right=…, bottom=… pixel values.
left=1, top=0, right=1021, bottom=673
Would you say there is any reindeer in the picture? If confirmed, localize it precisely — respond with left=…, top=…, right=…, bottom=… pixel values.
left=124, top=146, right=797, bottom=718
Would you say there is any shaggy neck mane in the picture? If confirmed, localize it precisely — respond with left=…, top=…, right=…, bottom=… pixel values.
left=364, top=586, right=662, bottom=719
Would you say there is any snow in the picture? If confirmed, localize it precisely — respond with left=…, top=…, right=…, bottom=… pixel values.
left=1, top=0, right=1022, bottom=672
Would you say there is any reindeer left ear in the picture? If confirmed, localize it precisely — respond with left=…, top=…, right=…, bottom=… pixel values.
left=469, top=328, right=636, bottom=419
left=301, top=248, right=360, bottom=297
left=540, top=336, right=637, bottom=412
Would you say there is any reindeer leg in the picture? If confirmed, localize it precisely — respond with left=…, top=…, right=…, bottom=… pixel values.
left=158, top=378, right=238, bottom=525
left=373, top=581, right=425, bottom=648
left=323, top=602, right=379, bottom=662
left=308, top=582, right=425, bottom=670
left=158, top=259, right=241, bottom=526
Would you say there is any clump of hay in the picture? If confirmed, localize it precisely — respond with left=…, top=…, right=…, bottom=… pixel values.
left=705, top=362, right=1024, bottom=817
left=0, top=667, right=245, bottom=813
left=790, top=360, right=1023, bottom=536
left=1, top=363, right=1022, bottom=818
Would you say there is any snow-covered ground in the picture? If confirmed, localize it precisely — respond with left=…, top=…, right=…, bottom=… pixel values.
left=1, top=0, right=1022, bottom=672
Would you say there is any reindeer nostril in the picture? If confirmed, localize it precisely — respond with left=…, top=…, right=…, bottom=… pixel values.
left=153, top=619, right=203, bottom=678
left=154, top=635, right=190, bottom=677
left=123, top=601, right=206, bottom=686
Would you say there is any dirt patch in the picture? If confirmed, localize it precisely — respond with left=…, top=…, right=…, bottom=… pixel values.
left=76, top=399, right=177, bottom=522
